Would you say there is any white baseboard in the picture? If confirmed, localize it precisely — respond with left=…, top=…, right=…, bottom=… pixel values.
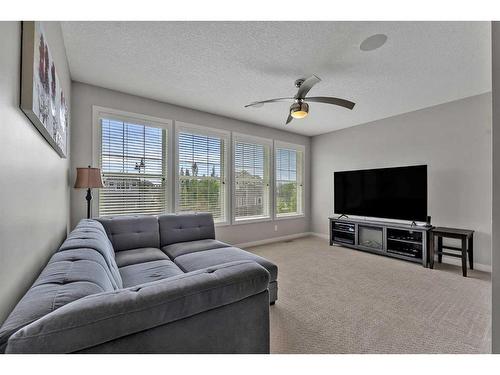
left=234, top=232, right=313, bottom=249
left=310, top=232, right=329, bottom=240
left=310, top=233, right=491, bottom=273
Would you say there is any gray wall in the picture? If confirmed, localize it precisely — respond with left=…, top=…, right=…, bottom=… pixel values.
left=70, top=82, right=311, bottom=244
left=311, top=93, right=492, bottom=268
left=0, top=22, right=71, bottom=324
left=492, top=21, right=500, bottom=353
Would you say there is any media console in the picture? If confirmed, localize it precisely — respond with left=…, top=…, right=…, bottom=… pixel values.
left=329, top=217, right=432, bottom=267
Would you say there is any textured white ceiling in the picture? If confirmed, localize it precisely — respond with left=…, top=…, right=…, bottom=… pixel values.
left=61, top=21, right=491, bottom=136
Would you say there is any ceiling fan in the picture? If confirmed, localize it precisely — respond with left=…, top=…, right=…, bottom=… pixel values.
left=244, top=75, right=355, bottom=125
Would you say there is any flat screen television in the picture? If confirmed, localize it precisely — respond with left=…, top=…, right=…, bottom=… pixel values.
left=334, top=165, right=427, bottom=222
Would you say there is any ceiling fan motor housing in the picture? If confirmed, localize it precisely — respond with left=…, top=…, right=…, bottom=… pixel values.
left=290, top=101, right=309, bottom=119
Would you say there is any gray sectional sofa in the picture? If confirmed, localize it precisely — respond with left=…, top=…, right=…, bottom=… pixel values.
left=0, top=213, right=277, bottom=354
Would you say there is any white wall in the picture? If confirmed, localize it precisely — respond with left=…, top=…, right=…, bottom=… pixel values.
left=70, top=82, right=311, bottom=245
left=0, top=22, right=71, bottom=324
left=491, top=21, right=500, bottom=353
left=311, top=93, right=492, bottom=268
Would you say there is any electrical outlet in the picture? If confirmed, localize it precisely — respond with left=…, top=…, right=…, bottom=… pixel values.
left=274, top=224, right=278, bottom=232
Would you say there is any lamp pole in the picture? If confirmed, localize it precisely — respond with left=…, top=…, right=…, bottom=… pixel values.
left=86, top=187, right=92, bottom=219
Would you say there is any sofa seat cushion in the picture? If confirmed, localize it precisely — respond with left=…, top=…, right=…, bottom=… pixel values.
left=161, top=239, right=231, bottom=259
left=119, top=260, right=184, bottom=288
left=115, top=247, right=170, bottom=268
left=174, top=247, right=277, bottom=282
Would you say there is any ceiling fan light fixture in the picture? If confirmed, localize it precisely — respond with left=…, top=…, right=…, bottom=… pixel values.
left=290, top=101, right=309, bottom=119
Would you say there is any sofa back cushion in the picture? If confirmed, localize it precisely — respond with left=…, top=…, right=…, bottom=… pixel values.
left=0, top=220, right=121, bottom=352
left=60, top=219, right=122, bottom=289
left=97, top=215, right=160, bottom=252
left=159, top=213, right=215, bottom=247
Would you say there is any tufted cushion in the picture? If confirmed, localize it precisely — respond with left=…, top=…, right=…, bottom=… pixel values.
left=159, top=213, right=215, bottom=247
left=59, top=219, right=122, bottom=289
left=51, top=249, right=120, bottom=290
left=162, top=239, right=231, bottom=259
left=4, top=261, right=269, bottom=354
left=0, top=247, right=117, bottom=352
left=119, top=260, right=184, bottom=288
left=97, top=216, right=160, bottom=252
left=174, top=247, right=278, bottom=282
left=115, top=247, right=170, bottom=268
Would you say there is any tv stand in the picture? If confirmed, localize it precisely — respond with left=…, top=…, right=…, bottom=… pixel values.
left=337, top=214, right=349, bottom=220
left=329, top=217, right=431, bottom=267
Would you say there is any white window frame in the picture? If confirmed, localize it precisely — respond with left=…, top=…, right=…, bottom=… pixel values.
left=273, top=140, right=306, bottom=220
left=174, top=121, right=230, bottom=226
left=91, top=107, right=307, bottom=224
left=231, top=132, right=273, bottom=225
left=91, top=106, right=173, bottom=217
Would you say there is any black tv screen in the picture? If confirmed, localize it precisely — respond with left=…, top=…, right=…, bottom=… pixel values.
left=334, top=165, right=427, bottom=221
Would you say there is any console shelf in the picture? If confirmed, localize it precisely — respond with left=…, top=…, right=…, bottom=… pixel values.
left=329, top=217, right=431, bottom=267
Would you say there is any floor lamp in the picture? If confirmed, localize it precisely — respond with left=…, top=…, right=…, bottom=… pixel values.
left=74, top=166, right=105, bottom=219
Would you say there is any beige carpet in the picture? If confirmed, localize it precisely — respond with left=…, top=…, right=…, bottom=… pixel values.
left=246, top=236, right=491, bottom=353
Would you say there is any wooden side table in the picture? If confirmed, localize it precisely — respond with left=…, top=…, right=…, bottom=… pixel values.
left=429, top=227, right=474, bottom=277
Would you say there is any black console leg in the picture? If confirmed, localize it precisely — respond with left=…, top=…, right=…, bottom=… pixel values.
left=429, top=232, right=435, bottom=269
left=329, top=219, right=333, bottom=246
left=270, top=301, right=276, bottom=306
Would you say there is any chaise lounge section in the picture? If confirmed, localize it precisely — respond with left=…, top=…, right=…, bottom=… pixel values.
left=0, top=213, right=277, bottom=353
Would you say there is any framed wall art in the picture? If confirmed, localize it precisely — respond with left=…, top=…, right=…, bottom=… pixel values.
left=20, top=21, right=68, bottom=158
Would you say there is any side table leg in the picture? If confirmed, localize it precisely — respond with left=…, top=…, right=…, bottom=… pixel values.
left=461, top=238, right=467, bottom=277
left=437, top=237, right=443, bottom=263
left=468, top=235, right=474, bottom=270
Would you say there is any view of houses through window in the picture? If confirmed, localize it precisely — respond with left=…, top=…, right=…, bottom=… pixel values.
left=97, top=114, right=304, bottom=222
left=177, top=130, right=226, bottom=223
left=275, top=145, right=304, bottom=216
left=234, top=139, right=270, bottom=221
left=99, top=118, right=167, bottom=216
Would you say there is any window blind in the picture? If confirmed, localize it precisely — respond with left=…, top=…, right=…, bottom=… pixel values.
left=234, top=140, right=270, bottom=221
left=275, top=146, right=303, bottom=216
left=177, top=130, right=227, bottom=223
left=99, top=118, right=167, bottom=216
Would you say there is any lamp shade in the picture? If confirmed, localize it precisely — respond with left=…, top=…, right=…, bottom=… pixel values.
left=74, top=167, right=105, bottom=189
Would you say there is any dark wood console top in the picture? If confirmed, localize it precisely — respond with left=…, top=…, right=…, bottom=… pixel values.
left=329, top=217, right=432, bottom=231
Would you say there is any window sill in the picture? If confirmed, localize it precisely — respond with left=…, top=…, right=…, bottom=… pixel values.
left=274, top=213, right=305, bottom=221
left=215, top=221, right=231, bottom=228
left=232, top=216, right=272, bottom=225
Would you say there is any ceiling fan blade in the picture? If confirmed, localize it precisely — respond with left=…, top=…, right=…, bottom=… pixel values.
left=295, top=75, right=321, bottom=99
left=306, top=96, right=356, bottom=110
left=286, top=113, right=293, bottom=125
left=244, top=97, right=295, bottom=108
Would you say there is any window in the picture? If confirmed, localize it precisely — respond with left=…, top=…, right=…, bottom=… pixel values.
left=233, top=135, right=271, bottom=222
left=275, top=142, right=304, bottom=217
left=176, top=124, right=228, bottom=223
left=98, top=117, right=168, bottom=216
left=93, top=107, right=306, bottom=222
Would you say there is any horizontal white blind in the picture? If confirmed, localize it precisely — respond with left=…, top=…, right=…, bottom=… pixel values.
left=234, top=140, right=270, bottom=221
left=99, top=118, right=167, bottom=216
left=275, top=146, right=303, bottom=216
left=177, top=130, right=226, bottom=222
